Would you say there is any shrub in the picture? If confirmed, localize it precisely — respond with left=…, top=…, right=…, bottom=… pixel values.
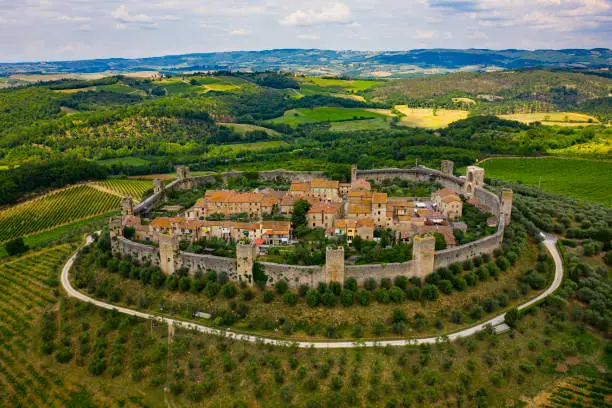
left=284, top=292, right=298, bottom=306
left=487, top=263, right=500, bottom=277
left=462, top=260, right=474, bottom=271
left=438, top=280, right=453, bottom=295
left=6, top=237, right=28, bottom=256
left=298, top=284, right=309, bottom=297
left=394, top=276, right=409, bottom=290
left=422, top=285, right=439, bottom=301
left=340, top=290, right=354, bottom=307
left=465, top=272, right=477, bottom=286
left=179, top=277, right=191, bottom=292
left=317, top=282, right=327, bottom=294
left=452, top=277, right=467, bottom=291
left=482, top=298, right=499, bottom=313
left=505, top=308, right=519, bottom=328
left=470, top=305, right=483, bottom=320
left=241, top=288, right=254, bottom=301
left=376, top=289, right=390, bottom=304
left=356, top=289, right=370, bottom=306
left=306, top=290, right=320, bottom=307
left=322, top=290, right=337, bottom=307
left=263, top=290, right=275, bottom=303
left=450, top=310, right=463, bottom=324
left=373, top=321, right=386, bottom=336
left=449, top=263, right=462, bottom=275
left=344, top=278, right=357, bottom=292
left=364, top=278, right=377, bottom=291
left=496, top=257, right=510, bottom=271
left=329, top=281, right=342, bottom=296
left=392, top=309, right=408, bottom=324
left=380, top=278, right=392, bottom=289
left=222, top=282, right=237, bottom=299
left=482, top=253, right=491, bottom=263
left=325, top=325, right=340, bottom=339
left=352, top=324, right=364, bottom=338
left=392, top=322, right=407, bottom=335
left=390, top=287, right=405, bottom=303
left=274, top=279, right=288, bottom=294
left=406, top=286, right=421, bottom=301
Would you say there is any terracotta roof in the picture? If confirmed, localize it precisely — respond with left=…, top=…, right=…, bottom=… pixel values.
left=150, top=217, right=184, bottom=228
left=417, top=209, right=433, bottom=217
left=441, top=195, right=462, bottom=203
left=351, top=178, right=371, bottom=190
left=372, top=192, right=388, bottom=204
left=433, top=188, right=456, bottom=197
left=308, top=203, right=339, bottom=214
left=310, top=178, right=339, bottom=189
left=262, top=196, right=279, bottom=206
left=418, top=225, right=456, bottom=246
left=122, top=215, right=141, bottom=227
left=388, top=199, right=414, bottom=208
left=348, top=204, right=370, bottom=214
left=335, top=219, right=357, bottom=229
left=261, top=221, right=291, bottom=235
left=207, top=191, right=264, bottom=204
left=290, top=181, right=309, bottom=192
left=357, top=219, right=374, bottom=228
left=348, top=191, right=372, bottom=199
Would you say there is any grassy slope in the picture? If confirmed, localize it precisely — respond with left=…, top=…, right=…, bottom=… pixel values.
left=480, top=157, right=612, bottom=206
left=270, top=107, right=386, bottom=127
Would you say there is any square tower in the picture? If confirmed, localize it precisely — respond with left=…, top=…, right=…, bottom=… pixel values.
left=325, top=247, right=345, bottom=284
left=441, top=160, right=454, bottom=177
left=463, top=166, right=485, bottom=198
left=120, top=196, right=134, bottom=216
left=236, top=242, right=257, bottom=285
left=501, top=189, right=513, bottom=225
left=412, top=234, right=435, bottom=278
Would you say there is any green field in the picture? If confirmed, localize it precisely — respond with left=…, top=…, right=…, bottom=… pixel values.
left=306, top=77, right=384, bottom=91
left=480, top=157, right=612, bottom=206
left=98, top=156, right=150, bottom=167
left=270, top=107, right=386, bottom=127
left=0, top=185, right=120, bottom=242
left=208, top=141, right=289, bottom=156
left=330, top=117, right=392, bottom=131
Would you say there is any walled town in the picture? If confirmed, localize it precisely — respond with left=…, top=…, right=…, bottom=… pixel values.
left=120, top=163, right=472, bottom=249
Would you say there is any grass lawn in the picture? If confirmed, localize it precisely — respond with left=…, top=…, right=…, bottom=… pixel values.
left=480, top=157, right=612, bottom=206
left=395, top=106, right=469, bottom=129
left=98, top=156, right=150, bottom=167
left=217, top=122, right=281, bottom=136
left=498, top=112, right=600, bottom=125
left=330, top=117, right=392, bottom=131
left=270, top=107, right=386, bottom=127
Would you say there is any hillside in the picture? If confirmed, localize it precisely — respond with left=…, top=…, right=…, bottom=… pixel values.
left=1, top=48, right=610, bottom=79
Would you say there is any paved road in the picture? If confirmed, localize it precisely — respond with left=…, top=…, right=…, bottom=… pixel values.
left=61, top=234, right=563, bottom=348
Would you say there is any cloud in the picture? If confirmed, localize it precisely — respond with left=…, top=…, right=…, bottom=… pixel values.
left=280, top=3, right=351, bottom=26
left=58, top=15, right=92, bottom=23
left=111, top=4, right=179, bottom=28
left=297, top=33, right=320, bottom=39
left=230, top=28, right=251, bottom=36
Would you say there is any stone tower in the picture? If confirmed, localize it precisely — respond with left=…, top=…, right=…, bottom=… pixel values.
left=120, top=196, right=134, bottom=217
left=351, top=164, right=358, bottom=184
left=441, top=160, right=454, bottom=177
left=108, top=216, right=123, bottom=254
left=159, top=234, right=179, bottom=275
left=153, top=178, right=166, bottom=197
left=325, top=246, right=345, bottom=284
left=501, top=188, right=513, bottom=226
left=176, top=166, right=192, bottom=190
left=412, top=234, right=435, bottom=278
left=463, top=166, right=485, bottom=198
left=236, top=242, right=257, bottom=285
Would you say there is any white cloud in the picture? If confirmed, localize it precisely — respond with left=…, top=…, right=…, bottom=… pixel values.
left=111, top=4, right=179, bottom=28
left=230, top=28, right=251, bottom=36
left=297, top=33, right=320, bottom=39
left=280, top=3, right=351, bottom=26
left=58, top=15, right=92, bottom=22
left=347, top=21, right=361, bottom=28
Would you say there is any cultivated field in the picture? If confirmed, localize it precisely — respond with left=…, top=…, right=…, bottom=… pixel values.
left=270, top=107, right=386, bottom=127
left=97, top=156, right=150, bottom=167
left=330, top=117, right=391, bottom=131
left=305, top=77, right=384, bottom=91
left=394, top=106, right=469, bottom=128
left=89, top=179, right=153, bottom=202
left=0, top=185, right=120, bottom=243
left=498, top=112, right=600, bottom=126
left=208, top=141, right=289, bottom=156
left=479, top=157, right=612, bottom=206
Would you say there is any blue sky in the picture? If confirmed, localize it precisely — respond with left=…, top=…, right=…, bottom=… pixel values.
left=1, top=0, right=610, bottom=62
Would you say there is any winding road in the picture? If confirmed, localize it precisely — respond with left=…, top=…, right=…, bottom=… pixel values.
left=61, top=234, right=563, bottom=348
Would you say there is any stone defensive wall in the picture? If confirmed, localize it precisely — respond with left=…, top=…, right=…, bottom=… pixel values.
left=119, top=165, right=511, bottom=288
left=356, top=167, right=465, bottom=193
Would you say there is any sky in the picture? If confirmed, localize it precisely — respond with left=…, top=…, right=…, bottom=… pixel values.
left=1, top=0, right=610, bottom=62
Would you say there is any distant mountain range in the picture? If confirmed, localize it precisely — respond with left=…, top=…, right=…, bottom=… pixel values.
left=1, top=48, right=610, bottom=78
